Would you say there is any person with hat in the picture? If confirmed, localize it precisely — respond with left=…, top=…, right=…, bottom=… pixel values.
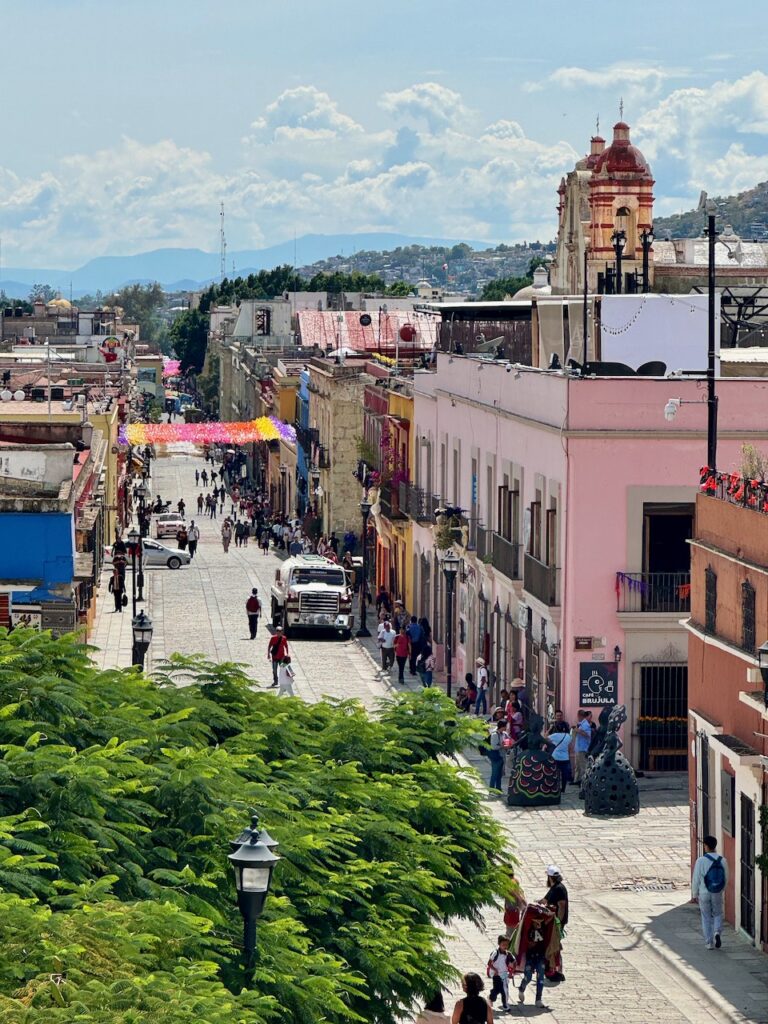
left=266, top=626, right=289, bottom=687
left=542, top=865, right=568, bottom=983
left=474, top=658, right=489, bottom=716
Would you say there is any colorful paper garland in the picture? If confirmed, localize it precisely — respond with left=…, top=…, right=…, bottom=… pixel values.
left=119, top=417, right=296, bottom=447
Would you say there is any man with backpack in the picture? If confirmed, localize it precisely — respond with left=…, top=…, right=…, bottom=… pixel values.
left=691, top=835, right=728, bottom=949
left=246, top=588, right=261, bottom=639
left=266, top=626, right=289, bottom=687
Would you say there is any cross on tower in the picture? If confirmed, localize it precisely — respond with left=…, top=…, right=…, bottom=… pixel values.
left=596, top=113, right=600, bottom=135
left=619, top=97, right=624, bottom=120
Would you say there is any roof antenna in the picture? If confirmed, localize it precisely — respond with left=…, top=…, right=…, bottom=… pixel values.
left=619, top=97, right=624, bottom=121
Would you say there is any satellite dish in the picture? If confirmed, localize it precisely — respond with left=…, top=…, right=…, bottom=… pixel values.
left=12, top=390, right=25, bottom=401
left=0, top=390, right=11, bottom=402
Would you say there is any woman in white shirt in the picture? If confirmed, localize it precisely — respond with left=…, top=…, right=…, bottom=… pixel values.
left=547, top=723, right=572, bottom=792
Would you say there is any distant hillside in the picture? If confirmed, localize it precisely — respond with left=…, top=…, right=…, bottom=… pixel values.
left=655, top=182, right=768, bottom=240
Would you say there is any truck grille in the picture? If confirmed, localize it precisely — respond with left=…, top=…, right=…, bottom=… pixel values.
left=299, top=593, right=339, bottom=615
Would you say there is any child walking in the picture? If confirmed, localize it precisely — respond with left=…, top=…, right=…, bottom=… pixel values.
left=487, top=935, right=514, bottom=1013
left=277, top=656, right=296, bottom=697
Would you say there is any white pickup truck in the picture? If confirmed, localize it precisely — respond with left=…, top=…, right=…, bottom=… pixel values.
left=270, top=554, right=354, bottom=639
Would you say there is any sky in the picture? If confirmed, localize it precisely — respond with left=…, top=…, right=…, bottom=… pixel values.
left=4, top=0, right=768, bottom=268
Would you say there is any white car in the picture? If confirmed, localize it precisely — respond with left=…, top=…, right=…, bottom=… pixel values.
left=154, top=512, right=186, bottom=539
left=105, top=539, right=191, bottom=570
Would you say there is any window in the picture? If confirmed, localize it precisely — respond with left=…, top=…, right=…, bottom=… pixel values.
left=529, top=500, right=542, bottom=559
left=742, top=579, right=756, bottom=653
left=704, top=566, right=717, bottom=634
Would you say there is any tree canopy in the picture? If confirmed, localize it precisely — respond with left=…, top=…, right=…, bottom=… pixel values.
left=104, top=283, right=165, bottom=344
left=0, top=629, right=508, bottom=1023
left=169, top=307, right=209, bottom=373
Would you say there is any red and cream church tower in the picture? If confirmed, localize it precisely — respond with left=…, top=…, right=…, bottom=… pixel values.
left=550, top=117, right=655, bottom=295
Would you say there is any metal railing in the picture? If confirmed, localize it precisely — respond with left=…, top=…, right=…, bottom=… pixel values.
left=492, top=533, right=521, bottom=580
left=615, top=571, right=691, bottom=613
left=317, top=445, right=331, bottom=469
left=524, top=553, right=560, bottom=606
left=476, top=524, right=489, bottom=561
left=397, top=482, right=439, bottom=524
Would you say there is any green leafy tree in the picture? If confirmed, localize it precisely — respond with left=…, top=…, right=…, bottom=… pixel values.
left=479, top=275, right=531, bottom=301
left=28, top=283, right=57, bottom=303
left=0, top=630, right=507, bottom=1024
left=169, top=308, right=209, bottom=373
left=105, top=283, right=165, bottom=343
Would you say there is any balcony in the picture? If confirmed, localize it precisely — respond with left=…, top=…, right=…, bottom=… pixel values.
left=317, top=445, right=331, bottom=470
left=523, top=552, right=559, bottom=606
left=615, top=571, right=691, bottom=614
left=295, top=422, right=319, bottom=454
left=492, top=533, right=521, bottom=580
left=379, top=482, right=407, bottom=520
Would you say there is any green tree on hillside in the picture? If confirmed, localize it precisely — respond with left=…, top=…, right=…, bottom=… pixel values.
left=0, top=629, right=506, bottom=1024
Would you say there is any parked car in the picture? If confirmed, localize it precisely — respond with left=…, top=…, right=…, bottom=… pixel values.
left=154, top=512, right=186, bottom=539
left=105, top=539, right=191, bottom=570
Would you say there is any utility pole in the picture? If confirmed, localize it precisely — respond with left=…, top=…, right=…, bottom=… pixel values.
left=220, top=202, right=227, bottom=283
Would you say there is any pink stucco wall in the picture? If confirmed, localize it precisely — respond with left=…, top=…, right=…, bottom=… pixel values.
left=414, top=356, right=768, bottom=726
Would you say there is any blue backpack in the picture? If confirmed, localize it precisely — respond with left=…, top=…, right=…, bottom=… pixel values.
left=703, top=853, right=726, bottom=893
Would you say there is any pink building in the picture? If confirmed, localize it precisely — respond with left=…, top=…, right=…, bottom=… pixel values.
left=411, top=354, right=768, bottom=769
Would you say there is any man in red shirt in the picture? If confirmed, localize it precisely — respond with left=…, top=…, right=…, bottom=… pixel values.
left=267, top=626, right=289, bottom=687
left=246, top=588, right=261, bottom=639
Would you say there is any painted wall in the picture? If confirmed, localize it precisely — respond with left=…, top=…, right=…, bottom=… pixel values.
left=0, top=512, right=74, bottom=585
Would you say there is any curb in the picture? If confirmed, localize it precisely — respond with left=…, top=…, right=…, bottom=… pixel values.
left=593, top=898, right=754, bottom=1024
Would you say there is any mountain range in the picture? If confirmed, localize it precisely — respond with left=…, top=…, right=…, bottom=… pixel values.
left=0, top=232, right=495, bottom=298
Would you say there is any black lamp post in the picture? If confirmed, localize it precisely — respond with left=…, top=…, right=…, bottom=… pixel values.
left=640, top=226, right=654, bottom=293
left=228, top=814, right=280, bottom=971
left=127, top=527, right=140, bottom=617
left=131, top=610, right=153, bottom=669
left=611, top=229, right=627, bottom=294
left=356, top=498, right=372, bottom=637
left=702, top=196, right=719, bottom=473
left=440, top=549, right=461, bottom=698
left=758, top=641, right=768, bottom=707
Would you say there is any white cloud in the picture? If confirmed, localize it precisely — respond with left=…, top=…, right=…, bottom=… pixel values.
left=249, top=85, right=363, bottom=140
left=380, top=82, right=468, bottom=132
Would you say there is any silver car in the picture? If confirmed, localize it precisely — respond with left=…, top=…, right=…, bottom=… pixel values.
left=105, top=539, right=191, bottom=570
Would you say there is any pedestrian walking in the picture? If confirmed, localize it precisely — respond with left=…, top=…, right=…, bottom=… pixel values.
left=246, top=588, right=261, bottom=639
left=393, top=626, right=410, bottom=685
left=414, top=992, right=449, bottom=1023
left=267, top=626, right=289, bottom=687
left=261, top=530, right=270, bottom=555
left=542, top=866, right=568, bottom=983
left=449, top=973, right=492, bottom=1024
left=573, top=709, right=592, bottom=783
left=195, top=469, right=200, bottom=486
left=201, top=469, right=208, bottom=486
left=210, top=469, right=217, bottom=484
left=406, top=616, right=424, bottom=676
left=487, top=719, right=506, bottom=792
left=175, top=525, right=188, bottom=551
left=109, top=566, right=126, bottom=613
left=177, top=498, right=185, bottom=517
left=514, top=904, right=555, bottom=1009
left=277, top=656, right=295, bottom=696
left=377, top=619, right=396, bottom=671
left=416, top=643, right=435, bottom=687
left=221, top=521, right=232, bottom=553
left=474, top=658, right=489, bottom=715
left=486, top=935, right=513, bottom=1013
left=197, top=493, right=204, bottom=514
left=210, top=496, right=217, bottom=519
left=187, top=521, right=199, bottom=559
left=548, top=720, right=572, bottom=792
left=692, top=835, right=728, bottom=949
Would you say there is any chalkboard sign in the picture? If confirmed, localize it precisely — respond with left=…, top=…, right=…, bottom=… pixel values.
left=579, top=661, right=618, bottom=707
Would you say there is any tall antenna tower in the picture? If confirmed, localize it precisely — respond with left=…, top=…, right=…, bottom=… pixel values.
left=219, top=202, right=227, bottom=282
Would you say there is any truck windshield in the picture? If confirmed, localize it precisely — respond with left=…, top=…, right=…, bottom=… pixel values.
left=291, top=569, right=345, bottom=586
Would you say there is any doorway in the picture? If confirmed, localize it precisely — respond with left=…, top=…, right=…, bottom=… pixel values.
left=741, top=794, right=755, bottom=938
left=633, top=661, right=688, bottom=771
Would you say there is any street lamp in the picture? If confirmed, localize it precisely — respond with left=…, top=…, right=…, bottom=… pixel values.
left=131, top=610, right=153, bottom=669
left=758, top=641, right=768, bottom=707
left=356, top=498, right=373, bottom=637
left=127, top=527, right=141, bottom=617
left=440, top=548, right=461, bottom=698
left=611, top=229, right=627, bottom=294
left=640, top=226, right=654, bottom=293
left=228, top=814, right=280, bottom=970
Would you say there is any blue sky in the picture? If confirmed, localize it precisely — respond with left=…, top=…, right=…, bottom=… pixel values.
left=4, top=0, right=768, bottom=266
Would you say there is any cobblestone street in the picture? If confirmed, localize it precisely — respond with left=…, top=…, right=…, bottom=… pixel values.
left=92, top=450, right=768, bottom=1024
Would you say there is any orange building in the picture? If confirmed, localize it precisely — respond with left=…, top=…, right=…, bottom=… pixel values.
left=686, top=489, right=768, bottom=950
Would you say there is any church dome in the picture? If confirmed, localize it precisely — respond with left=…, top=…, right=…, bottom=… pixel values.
left=593, top=121, right=651, bottom=177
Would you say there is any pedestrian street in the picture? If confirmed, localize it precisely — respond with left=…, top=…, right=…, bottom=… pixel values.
left=91, top=448, right=768, bottom=1024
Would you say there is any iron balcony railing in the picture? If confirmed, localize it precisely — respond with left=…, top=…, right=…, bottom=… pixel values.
left=396, top=482, right=439, bottom=524
left=379, top=482, right=407, bottom=520
left=294, top=423, right=319, bottom=453
left=615, top=571, right=691, bottom=613
left=492, top=533, right=521, bottom=580
left=523, top=553, right=560, bottom=606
